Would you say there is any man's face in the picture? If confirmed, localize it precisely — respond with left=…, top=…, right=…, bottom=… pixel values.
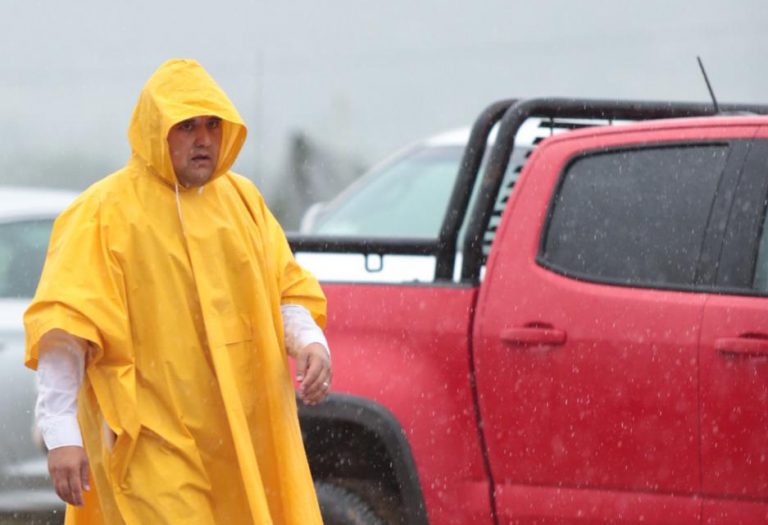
left=167, top=115, right=223, bottom=187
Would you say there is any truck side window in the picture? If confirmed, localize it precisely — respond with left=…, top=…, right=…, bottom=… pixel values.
left=540, top=145, right=729, bottom=289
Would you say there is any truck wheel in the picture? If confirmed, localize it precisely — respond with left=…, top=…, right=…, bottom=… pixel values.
left=315, top=481, right=385, bottom=525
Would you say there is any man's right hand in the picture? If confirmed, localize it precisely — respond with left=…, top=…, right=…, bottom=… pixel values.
left=48, top=446, right=90, bottom=506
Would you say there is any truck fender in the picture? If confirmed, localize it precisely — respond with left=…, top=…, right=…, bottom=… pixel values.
left=298, top=393, right=429, bottom=525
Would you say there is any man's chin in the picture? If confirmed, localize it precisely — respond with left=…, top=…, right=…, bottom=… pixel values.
left=177, top=169, right=214, bottom=188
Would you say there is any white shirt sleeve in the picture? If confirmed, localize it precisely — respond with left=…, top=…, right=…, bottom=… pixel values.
left=35, top=304, right=329, bottom=450
left=35, top=343, right=85, bottom=450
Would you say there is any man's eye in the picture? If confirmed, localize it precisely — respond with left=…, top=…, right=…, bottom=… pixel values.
left=208, top=119, right=221, bottom=129
left=178, top=121, right=194, bottom=131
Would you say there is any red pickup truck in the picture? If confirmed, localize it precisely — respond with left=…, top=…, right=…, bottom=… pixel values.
left=291, top=98, right=768, bottom=525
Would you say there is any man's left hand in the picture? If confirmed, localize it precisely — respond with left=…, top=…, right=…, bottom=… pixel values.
left=295, top=343, right=332, bottom=405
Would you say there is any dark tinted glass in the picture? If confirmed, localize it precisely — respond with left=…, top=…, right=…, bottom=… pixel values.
left=542, top=145, right=729, bottom=288
left=0, top=219, right=54, bottom=298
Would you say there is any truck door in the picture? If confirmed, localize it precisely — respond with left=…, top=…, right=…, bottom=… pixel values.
left=473, top=126, right=755, bottom=525
left=699, top=134, right=768, bottom=525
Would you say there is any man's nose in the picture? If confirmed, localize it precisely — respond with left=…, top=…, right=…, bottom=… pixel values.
left=194, top=127, right=213, bottom=146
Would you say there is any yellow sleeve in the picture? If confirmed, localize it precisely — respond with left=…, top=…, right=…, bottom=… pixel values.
left=24, top=194, right=127, bottom=370
left=264, top=202, right=327, bottom=329
left=227, top=173, right=327, bottom=328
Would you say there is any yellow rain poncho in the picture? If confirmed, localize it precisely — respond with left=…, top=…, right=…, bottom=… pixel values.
left=24, top=59, right=326, bottom=525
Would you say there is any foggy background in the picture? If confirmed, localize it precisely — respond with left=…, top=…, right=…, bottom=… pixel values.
left=2, top=0, right=767, bottom=227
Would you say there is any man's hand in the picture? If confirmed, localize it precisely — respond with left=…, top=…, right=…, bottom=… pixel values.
left=48, top=446, right=90, bottom=506
left=295, top=342, right=332, bottom=405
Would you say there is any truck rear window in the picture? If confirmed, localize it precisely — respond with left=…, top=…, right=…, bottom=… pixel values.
left=540, top=144, right=729, bottom=288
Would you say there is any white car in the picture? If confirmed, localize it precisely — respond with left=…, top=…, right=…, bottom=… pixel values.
left=295, top=119, right=582, bottom=283
left=0, top=187, right=77, bottom=518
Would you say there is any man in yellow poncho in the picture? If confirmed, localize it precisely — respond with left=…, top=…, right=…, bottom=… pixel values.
left=24, top=59, right=331, bottom=524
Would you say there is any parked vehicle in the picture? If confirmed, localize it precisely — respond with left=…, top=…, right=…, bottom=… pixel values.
left=290, top=98, right=768, bottom=524
left=0, top=187, right=77, bottom=519
left=296, top=118, right=583, bottom=282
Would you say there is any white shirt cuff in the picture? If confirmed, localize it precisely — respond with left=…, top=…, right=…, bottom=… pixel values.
left=280, top=303, right=330, bottom=358
left=38, top=414, right=83, bottom=449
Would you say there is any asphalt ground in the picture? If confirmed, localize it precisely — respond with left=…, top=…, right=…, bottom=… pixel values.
left=0, top=512, right=63, bottom=525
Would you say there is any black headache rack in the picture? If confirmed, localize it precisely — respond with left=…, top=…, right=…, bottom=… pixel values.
left=288, top=97, right=768, bottom=285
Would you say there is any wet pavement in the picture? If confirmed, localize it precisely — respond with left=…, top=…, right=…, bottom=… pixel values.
left=0, top=512, right=63, bottom=525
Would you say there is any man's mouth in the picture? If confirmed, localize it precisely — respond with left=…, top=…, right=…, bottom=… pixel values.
left=191, top=154, right=211, bottom=162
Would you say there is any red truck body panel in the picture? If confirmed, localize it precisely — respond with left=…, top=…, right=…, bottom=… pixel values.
left=700, top=295, right=768, bottom=524
left=322, top=283, right=493, bottom=524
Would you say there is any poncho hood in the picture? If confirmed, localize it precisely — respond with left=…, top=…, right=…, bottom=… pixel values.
left=128, top=58, right=247, bottom=187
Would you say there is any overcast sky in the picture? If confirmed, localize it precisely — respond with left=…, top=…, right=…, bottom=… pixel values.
left=2, top=0, right=767, bottom=199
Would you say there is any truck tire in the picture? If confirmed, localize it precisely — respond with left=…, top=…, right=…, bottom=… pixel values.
left=315, top=481, right=385, bottom=525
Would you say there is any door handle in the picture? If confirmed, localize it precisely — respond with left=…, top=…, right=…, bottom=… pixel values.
left=500, top=327, right=567, bottom=347
left=715, top=337, right=768, bottom=357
